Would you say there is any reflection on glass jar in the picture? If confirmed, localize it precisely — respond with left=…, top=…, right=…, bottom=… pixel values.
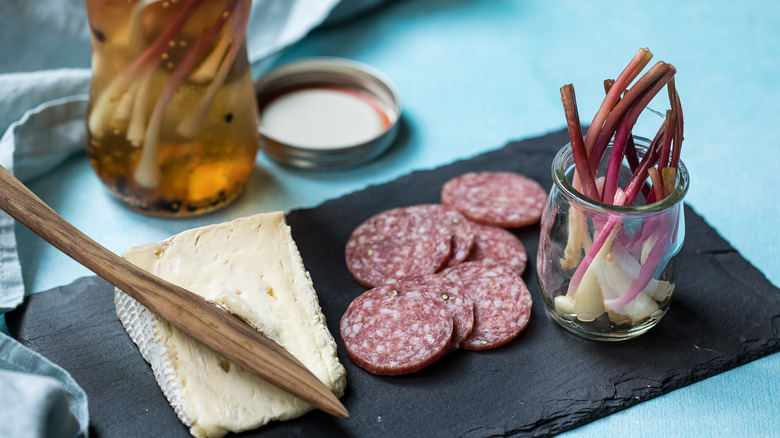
left=537, top=138, right=689, bottom=341
left=85, top=0, right=259, bottom=216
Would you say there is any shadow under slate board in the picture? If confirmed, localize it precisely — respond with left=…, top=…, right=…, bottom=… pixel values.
left=8, top=129, right=780, bottom=437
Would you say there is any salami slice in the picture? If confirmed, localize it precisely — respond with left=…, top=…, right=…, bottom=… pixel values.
left=465, top=222, right=527, bottom=275
left=404, top=204, right=474, bottom=268
left=441, top=262, right=532, bottom=350
left=340, top=284, right=454, bottom=375
left=345, top=207, right=453, bottom=288
left=441, top=172, right=547, bottom=228
left=386, top=274, right=475, bottom=349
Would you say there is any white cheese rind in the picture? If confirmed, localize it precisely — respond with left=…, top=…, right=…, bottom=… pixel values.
left=114, top=211, right=346, bottom=438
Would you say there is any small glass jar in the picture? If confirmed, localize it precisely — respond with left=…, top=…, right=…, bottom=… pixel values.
left=536, top=138, right=689, bottom=341
left=85, top=0, right=259, bottom=216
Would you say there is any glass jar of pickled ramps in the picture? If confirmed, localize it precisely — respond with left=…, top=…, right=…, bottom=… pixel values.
left=85, top=0, right=259, bottom=216
left=536, top=138, right=690, bottom=341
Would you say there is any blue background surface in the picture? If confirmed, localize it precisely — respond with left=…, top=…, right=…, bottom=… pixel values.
left=12, top=0, right=780, bottom=435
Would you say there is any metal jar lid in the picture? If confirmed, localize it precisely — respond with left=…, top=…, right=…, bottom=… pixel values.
left=255, top=57, right=402, bottom=168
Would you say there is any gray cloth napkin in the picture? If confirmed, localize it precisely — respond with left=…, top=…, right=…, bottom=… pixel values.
left=0, top=340, right=84, bottom=438
left=0, top=0, right=380, bottom=436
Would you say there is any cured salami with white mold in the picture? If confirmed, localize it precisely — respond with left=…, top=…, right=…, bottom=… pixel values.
left=440, top=262, right=532, bottom=350
left=345, top=207, right=452, bottom=288
left=441, top=172, right=547, bottom=228
left=404, top=204, right=474, bottom=268
left=340, top=284, right=454, bottom=375
left=341, top=172, right=541, bottom=374
left=465, top=222, right=528, bottom=275
left=386, top=274, right=475, bottom=349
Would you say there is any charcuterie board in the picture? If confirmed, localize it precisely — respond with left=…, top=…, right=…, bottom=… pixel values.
left=8, top=129, right=780, bottom=437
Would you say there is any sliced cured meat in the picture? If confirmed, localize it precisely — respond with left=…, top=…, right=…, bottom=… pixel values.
left=440, top=262, right=532, bottom=350
left=465, top=222, right=528, bottom=275
left=340, top=284, right=454, bottom=375
left=404, top=204, right=474, bottom=268
left=386, top=274, right=475, bottom=349
left=441, top=172, right=547, bottom=228
left=345, top=207, right=452, bottom=288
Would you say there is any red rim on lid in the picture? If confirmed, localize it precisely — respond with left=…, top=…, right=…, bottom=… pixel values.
left=255, top=58, right=402, bottom=168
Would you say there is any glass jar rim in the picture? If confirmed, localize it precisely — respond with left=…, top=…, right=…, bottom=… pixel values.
left=551, top=136, right=690, bottom=216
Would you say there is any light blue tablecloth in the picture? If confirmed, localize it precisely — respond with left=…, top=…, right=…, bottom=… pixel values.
left=2, top=0, right=778, bottom=436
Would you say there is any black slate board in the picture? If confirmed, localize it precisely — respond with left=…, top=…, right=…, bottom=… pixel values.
left=8, top=129, right=780, bottom=437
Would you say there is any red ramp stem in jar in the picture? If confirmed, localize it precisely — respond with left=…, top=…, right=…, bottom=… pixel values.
left=86, top=0, right=258, bottom=216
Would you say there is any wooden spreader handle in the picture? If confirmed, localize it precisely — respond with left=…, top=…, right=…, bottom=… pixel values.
left=0, top=164, right=348, bottom=419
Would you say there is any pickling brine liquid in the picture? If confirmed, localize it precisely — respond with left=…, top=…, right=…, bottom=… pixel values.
left=85, top=0, right=258, bottom=216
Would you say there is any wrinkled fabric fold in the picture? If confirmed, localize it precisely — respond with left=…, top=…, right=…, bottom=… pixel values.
left=0, top=334, right=87, bottom=438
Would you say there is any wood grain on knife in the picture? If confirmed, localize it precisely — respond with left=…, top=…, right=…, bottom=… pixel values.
left=0, top=164, right=348, bottom=419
